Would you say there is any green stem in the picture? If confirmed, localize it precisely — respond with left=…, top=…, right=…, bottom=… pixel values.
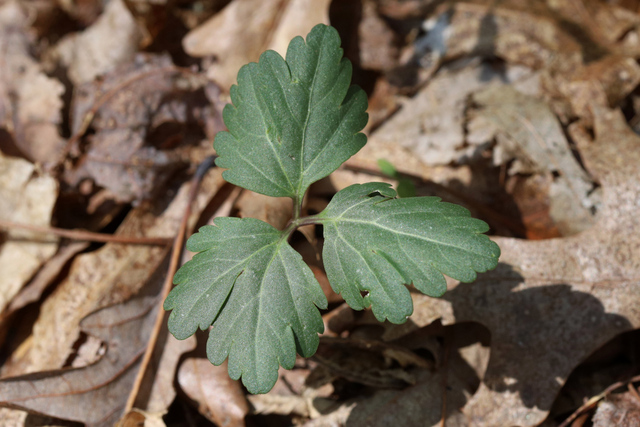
left=283, top=213, right=322, bottom=241
left=292, top=196, right=302, bottom=220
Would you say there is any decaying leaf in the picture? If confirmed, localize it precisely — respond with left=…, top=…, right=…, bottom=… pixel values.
left=469, top=84, right=596, bottom=235
left=393, top=106, right=640, bottom=426
left=133, top=329, right=197, bottom=415
left=65, top=54, right=211, bottom=203
left=416, top=1, right=582, bottom=73
left=370, top=60, right=537, bottom=166
left=0, top=274, right=163, bottom=426
left=235, top=190, right=292, bottom=231
left=0, top=167, right=226, bottom=422
left=0, top=2, right=65, bottom=163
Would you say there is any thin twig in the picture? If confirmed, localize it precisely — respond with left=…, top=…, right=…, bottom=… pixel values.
left=0, top=219, right=171, bottom=245
left=559, top=374, right=640, bottom=427
left=123, top=155, right=217, bottom=414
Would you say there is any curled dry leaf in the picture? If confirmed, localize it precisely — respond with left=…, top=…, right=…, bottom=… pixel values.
left=177, top=358, right=248, bottom=427
left=0, top=2, right=65, bottom=163
left=65, top=54, right=211, bottom=203
left=183, top=0, right=331, bottom=89
left=393, top=106, right=640, bottom=426
left=52, top=0, right=144, bottom=86
left=0, top=167, right=226, bottom=423
left=0, top=153, right=58, bottom=315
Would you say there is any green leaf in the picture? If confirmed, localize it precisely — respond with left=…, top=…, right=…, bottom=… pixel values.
left=214, top=23, right=368, bottom=199
left=317, top=182, right=500, bottom=323
left=164, top=217, right=327, bottom=394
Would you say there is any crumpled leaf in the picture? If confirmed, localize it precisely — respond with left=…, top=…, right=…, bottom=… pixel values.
left=397, top=107, right=640, bottom=426
left=370, top=60, right=539, bottom=166
left=0, top=2, right=65, bottom=163
left=317, top=182, right=500, bottom=323
left=165, top=217, right=327, bottom=394
left=214, top=24, right=368, bottom=200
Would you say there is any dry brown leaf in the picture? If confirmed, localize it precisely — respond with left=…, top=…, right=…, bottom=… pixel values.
left=0, top=276, right=163, bottom=426
left=0, top=242, right=88, bottom=330
left=133, top=330, right=197, bottom=415
left=549, top=0, right=640, bottom=57
left=235, top=190, right=292, bottom=231
left=0, top=2, right=65, bottom=163
left=469, top=84, right=596, bottom=235
left=549, top=55, right=640, bottom=123
left=183, top=0, right=330, bottom=89
left=305, top=366, right=470, bottom=427
left=418, top=1, right=583, bottom=73
left=593, top=390, right=640, bottom=427
left=358, top=0, right=399, bottom=72
left=0, top=153, right=58, bottom=315
left=177, top=358, right=248, bottom=427
left=52, top=0, right=143, bottom=86
left=368, top=60, right=537, bottom=166
left=386, top=106, right=640, bottom=425
left=64, top=54, right=210, bottom=203
left=0, top=167, right=225, bottom=386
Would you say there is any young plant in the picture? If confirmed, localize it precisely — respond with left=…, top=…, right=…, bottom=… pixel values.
left=164, top=24, right=500, bottom=394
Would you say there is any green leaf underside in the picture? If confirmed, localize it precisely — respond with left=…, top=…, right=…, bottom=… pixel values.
left=164, top=217, right=327, bottom=394
left=317, top=183, right=500, bottom=324
left=214, top=24, right=368, bottom=199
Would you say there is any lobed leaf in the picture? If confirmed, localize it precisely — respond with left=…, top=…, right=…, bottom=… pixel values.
left=164, top=217, right=327, bottom=394
left=317, top=182, right=500, bottom=323
left=214, top=24, right=368, bottom=200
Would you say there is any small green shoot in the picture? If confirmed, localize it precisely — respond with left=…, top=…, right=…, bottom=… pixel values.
left=164, top=24, right=500, bottom=394
left=377, top=158, right=416, bottom=198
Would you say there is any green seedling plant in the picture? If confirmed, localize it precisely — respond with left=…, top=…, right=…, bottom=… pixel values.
left=164, top=24, right=500, bottom=394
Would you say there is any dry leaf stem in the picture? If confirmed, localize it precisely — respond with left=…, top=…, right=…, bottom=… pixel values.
left=123, top=155, right=217, bottom=414
left=558, top=374, right=640, bottom=427
left=0, top=219, right=171, bottom=245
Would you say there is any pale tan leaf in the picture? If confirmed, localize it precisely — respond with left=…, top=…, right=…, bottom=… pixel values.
left=52, top=0, right=144, bottom=85
left=183, top=0, right=330, bottom=89
left=0, top=2, right=65, bottom=163
left=177, top=358, right=248, bottom=427
left=0, top=153, right=58, bottom=315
